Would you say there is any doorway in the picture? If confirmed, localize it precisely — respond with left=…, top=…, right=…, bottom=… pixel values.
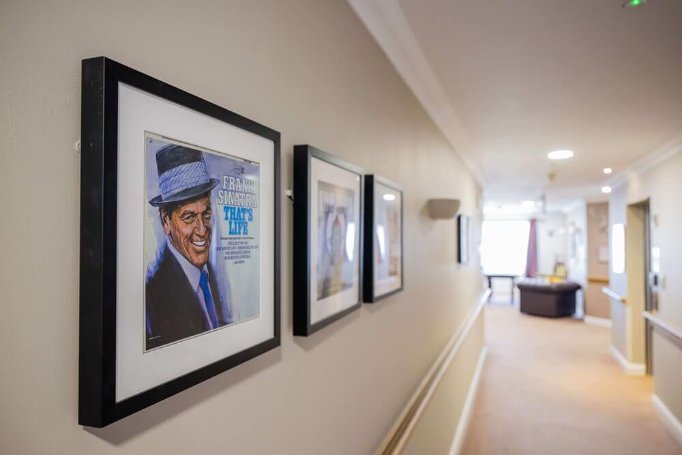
left=625, top=200, right=652, bottom=374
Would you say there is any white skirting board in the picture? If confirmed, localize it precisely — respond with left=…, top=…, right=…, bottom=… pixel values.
left=609, top=345, right=645, bottom=376
left=448, top=347, right=488, bottom=455
left=584, top=315, right=612, bottom=328
left=652, top=394, right=682, bottom=448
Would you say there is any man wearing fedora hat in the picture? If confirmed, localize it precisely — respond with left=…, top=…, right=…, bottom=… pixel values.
left=145, top=144, right=233, bottom=350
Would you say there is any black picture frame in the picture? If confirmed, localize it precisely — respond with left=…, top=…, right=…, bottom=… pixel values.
left=457, top=214, right=469, bottom=264
left=293, top=145, right=363, bottom=336
left=79, top=57, right=280, bottom=427
left=363, top=175, right=404, bottom=302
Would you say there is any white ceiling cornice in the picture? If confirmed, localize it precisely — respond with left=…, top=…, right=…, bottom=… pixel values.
left=347, top=0, right=485, bottom=186
left=608, top=133, right=682, bottom=190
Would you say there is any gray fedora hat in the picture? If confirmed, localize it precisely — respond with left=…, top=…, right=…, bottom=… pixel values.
left=148, top=144, right=219, bottom=207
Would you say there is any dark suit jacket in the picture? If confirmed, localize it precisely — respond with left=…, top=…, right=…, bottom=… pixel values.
left=145, top=244, right=232, bottom=350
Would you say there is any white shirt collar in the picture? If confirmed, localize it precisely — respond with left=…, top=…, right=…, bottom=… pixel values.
left=167, top=241, right=207, bottom=292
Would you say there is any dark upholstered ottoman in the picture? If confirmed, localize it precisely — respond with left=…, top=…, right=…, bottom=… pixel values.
left=517, top=280, right=581, bottom=318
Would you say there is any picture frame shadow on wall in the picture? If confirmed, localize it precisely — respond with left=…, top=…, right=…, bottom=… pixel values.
left=79, top=57, right=281, bottom=427
left=292, top=145, right=364, bottom=336
left=363, top=175, right=404, bottom=302
left=457, top=214, right=469, bottom=265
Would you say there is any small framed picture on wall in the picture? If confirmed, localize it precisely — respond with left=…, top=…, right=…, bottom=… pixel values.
left=457, top=214, right=469, bottom=264
left=363, top=175, right=404, bottom=302
left=293, top=145, right=363, bottom=336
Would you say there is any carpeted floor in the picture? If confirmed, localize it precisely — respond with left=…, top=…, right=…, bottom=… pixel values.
left=461, top=304, right=682, bottom=455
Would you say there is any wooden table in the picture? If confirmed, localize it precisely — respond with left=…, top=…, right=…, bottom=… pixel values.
left=485, top=274, right=518, bottom=304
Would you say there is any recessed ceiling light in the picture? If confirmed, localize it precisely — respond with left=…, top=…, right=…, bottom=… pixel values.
left=601, top=186, right=612, bottom=194
left=603, top=167, right=613, bottom=174
left=547, top=150, right=574, bottom=160
left=521, top=200, right=536, bottom=209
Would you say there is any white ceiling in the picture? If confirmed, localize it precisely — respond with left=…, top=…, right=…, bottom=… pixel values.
left=350, top=0, right=682, bottom=212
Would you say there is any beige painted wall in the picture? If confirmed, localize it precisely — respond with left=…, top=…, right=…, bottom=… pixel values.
left=0, top=1, right=483, bottom=454
left=584, top=283, right=609, bottom=319
left=565, top=201, right=587, bottom=313
left=609, top=189, right=628, bottom=355
left=537, top=212, right=567, bottom=277
left=610, top=149, right=682, bottom=426
left=585, top=202, right=610, bottom=319
left=404, top=313, right=484, bottom=454
left=653, top=331, right=682, bottom=426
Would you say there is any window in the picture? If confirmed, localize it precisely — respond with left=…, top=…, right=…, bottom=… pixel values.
left=481, top=220, right=529, bottom=275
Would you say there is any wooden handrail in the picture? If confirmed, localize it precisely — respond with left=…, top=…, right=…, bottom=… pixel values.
left=643, top=311, right=682, bottom=346
left=602, top=287, right=626, bottom=304
left=375, top=289, right=491, bottom=455
left=587, top=276, right=609, bottom=284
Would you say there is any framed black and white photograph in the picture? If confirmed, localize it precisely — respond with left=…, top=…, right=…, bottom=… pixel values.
left=363, top=175, right=403, bottom=302
left=293, top=145, right=363, bottom=336
left=79, top=57, right=280, bottom=427
left=457, top=214, right=469, bottom=264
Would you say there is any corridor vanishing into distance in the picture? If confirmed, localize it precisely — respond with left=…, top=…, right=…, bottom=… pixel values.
left=462, top=304, right=680, bottom=455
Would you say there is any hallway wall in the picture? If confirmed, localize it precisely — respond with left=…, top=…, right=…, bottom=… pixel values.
left=609, top=147, right=682, bottom=428
left=585, top=202, right=610, bottom=319
left=404, top=315, right=484, bottom=454
left=0, top=1, right=482, bottom=453
left=537, top=212, right=567, bottom=277
left=565, top=201, right=587, bottom=312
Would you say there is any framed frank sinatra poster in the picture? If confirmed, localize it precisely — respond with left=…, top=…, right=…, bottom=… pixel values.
left=293, top=145, right=363, bottom=336
left=79, top=57, right=280, bottom=427
left=363, top=175, right=404, bottom=302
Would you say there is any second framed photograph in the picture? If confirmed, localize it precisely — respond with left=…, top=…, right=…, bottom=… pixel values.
left=363, top=175, right=404, bottom=302
left=293, top=145, right=363, bottom=336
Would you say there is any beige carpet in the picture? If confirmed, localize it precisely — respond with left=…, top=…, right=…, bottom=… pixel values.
left=461, top=304, right=682, bottom=455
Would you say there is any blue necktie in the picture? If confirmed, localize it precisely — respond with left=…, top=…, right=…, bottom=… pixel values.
left=199, top=270, right=219, bottom=329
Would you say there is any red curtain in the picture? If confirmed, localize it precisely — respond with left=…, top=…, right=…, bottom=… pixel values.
left=525, top=219, right=538, bottom=278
